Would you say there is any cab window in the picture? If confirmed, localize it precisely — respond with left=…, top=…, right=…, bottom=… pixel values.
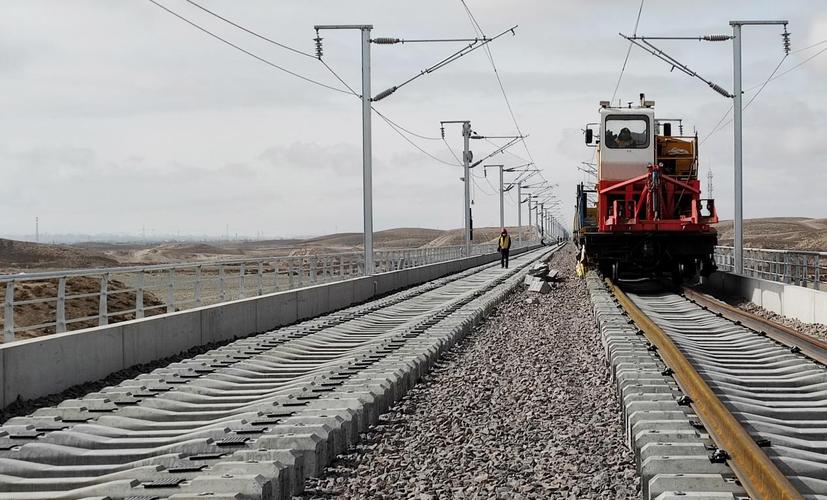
left=603, top=115, right=650, bottom=149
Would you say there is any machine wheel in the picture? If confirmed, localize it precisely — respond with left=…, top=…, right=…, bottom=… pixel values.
left=700, top=256, right=717, bottom=277
left=671, top=267, right=682, bottom=287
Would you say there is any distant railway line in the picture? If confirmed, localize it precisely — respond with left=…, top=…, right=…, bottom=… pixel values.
left=0, top=245, right=557, bottom=499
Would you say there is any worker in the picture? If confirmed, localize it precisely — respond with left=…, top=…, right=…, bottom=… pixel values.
left=497, top=228, right=511, bottom=269
left=616, top=127, right=634, bottom=148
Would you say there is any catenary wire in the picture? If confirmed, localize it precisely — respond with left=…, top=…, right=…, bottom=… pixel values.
left=373, top=109, right=443, bottom=141
left=183, top=0, right=316, bottom=59
left=321, top=59, right=361, bottom=97
left=376, top=112, right=462, bottom=167
left=458, top=1, right=540, bottom=181
left=748, top=45, right=827, bottom=90
left=700, top=54, right=787, bottom=144
left=146, top=0, right=352, bottom=95
left=152, top=0, right=473, bottom=179
left=701, top=39, right=827, bottom=144
left=443, top=139, right=465, bottom=165
left=179, top=0, right=369, bottom=102
left=610, top=0, right=645, bottom=104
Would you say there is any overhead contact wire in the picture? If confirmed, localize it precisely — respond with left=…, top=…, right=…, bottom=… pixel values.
left=146, top=0, right=352, bottom=95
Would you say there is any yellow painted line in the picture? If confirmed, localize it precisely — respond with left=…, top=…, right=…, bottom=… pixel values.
left=608, top=280, right=803, bottom=500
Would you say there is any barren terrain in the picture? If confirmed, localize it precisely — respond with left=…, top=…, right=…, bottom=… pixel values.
left=0, top=226, right=534, bottom=273
left=714, top=217, right=827, bottom=252
left=0, top=226, right=533, bottom=340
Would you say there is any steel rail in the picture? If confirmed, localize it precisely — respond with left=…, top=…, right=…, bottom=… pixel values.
left=0, top=246, right=558, bottom=499
left=683, top=287, right=827, bottom=366
left=607, top=280, right=803, bottom=500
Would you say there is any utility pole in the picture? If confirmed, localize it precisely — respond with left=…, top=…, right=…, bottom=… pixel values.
left=361, top=25, right=374, bottom=275
left=499, top=165, right=504, bottom=230
left=539, top=203, right=545, bottom=239
left=483, top=164, right=505, bottom=230
left=731, top=20, right=789, bottom=274
left=35, top=217, right=39, bottom=243
left=463, top=122, right=471, bottom=255
left=441, top=120, right=473, bottom=255
left=622, top=21, right=789, bottom=275
left=314, top=24, right=375, bottom=274
left=313, top=26, right=515, bottom=272
left=534, top=202, right=540, bottom=236
left=516, top=182, right=522, bottom=243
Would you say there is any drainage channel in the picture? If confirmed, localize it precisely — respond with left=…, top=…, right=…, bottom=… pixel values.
left=0, top=245, right=559, bottom=500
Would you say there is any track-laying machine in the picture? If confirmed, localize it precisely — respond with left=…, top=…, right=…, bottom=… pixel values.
left=575, top=94, right=718, bottom=282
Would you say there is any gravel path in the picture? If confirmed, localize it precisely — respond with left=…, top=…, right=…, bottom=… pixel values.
left=301, top=245, right=639, bottom=499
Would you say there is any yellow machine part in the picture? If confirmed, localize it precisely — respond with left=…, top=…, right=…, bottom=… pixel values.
left=657, top=136, right=696, bottom=178
left=586, top=207, right=598, bottom=222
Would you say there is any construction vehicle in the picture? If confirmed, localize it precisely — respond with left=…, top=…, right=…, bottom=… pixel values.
left=574, top=94, right=718, bottom=282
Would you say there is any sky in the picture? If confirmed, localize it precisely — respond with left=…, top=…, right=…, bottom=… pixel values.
left=1, top=0, right=825, bottom=241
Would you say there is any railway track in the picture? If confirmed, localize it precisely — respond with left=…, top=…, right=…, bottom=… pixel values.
left=0, top=245, right=558, bottom=500
left=594, top=273, right=827, bottom=500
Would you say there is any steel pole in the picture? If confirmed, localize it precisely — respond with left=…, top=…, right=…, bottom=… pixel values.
left=540, top=203, right=545, bottom=239
left=361, top=27, right=374, bottom=275
left=732, top=23, right=743, bottom=275
left=498, top=166, right=504, bottom=230
left=517, top=182, right=522, bottom=243
left=462, top=122, right=471, bottom=255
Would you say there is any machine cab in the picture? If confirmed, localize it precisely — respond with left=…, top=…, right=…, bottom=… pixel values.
left=597, top=105, right=655, bottom=182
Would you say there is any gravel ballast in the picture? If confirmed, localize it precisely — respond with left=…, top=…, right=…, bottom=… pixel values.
left=734, top=299, right=827, bottom=339
left=302, top=245, right=640, bottom=499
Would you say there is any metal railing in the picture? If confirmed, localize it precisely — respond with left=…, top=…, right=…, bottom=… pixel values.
left=0, top=240, right=536, bottom=342
left=714, top=246, right=826, bottom=288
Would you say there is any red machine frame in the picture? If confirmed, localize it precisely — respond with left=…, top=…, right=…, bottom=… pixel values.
left=597, top=164, right=718, bottom=232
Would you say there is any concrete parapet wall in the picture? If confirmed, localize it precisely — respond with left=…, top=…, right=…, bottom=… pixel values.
left=704, top=271, right=827, bottom=326
left=0, top=246, right=539, bottom=409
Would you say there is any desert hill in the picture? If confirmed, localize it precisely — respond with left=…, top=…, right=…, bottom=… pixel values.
left=714, top=217, right=827, bottom=252
left=0, top=238, right=118, bottom=271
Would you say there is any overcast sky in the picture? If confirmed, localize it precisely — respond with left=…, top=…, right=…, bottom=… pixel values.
left=1, top=0, right=825, bottom=240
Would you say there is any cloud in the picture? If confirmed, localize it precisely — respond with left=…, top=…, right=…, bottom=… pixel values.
left=1, top=0, right=825, bottom=241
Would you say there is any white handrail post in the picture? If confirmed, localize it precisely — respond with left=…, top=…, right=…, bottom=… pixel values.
left=56, top=276, right=67, bottom=333
left=99, top=273, right=109, bottom=326
left=239, top=263, right=246, bottom=299
left=274, top=259, right=282, bottom=292
left=257, top=262, right=264, bottom=296
left=136, top=271, right=145, bottom=318
left=166, top=268, right=176, bottom=313
left=194, top=266, right=202, bottom=307
left=4, top=281, right=15, bottom=342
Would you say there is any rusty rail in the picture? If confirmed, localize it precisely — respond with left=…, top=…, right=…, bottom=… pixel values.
left=607, top=279, right=803, bottom=500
